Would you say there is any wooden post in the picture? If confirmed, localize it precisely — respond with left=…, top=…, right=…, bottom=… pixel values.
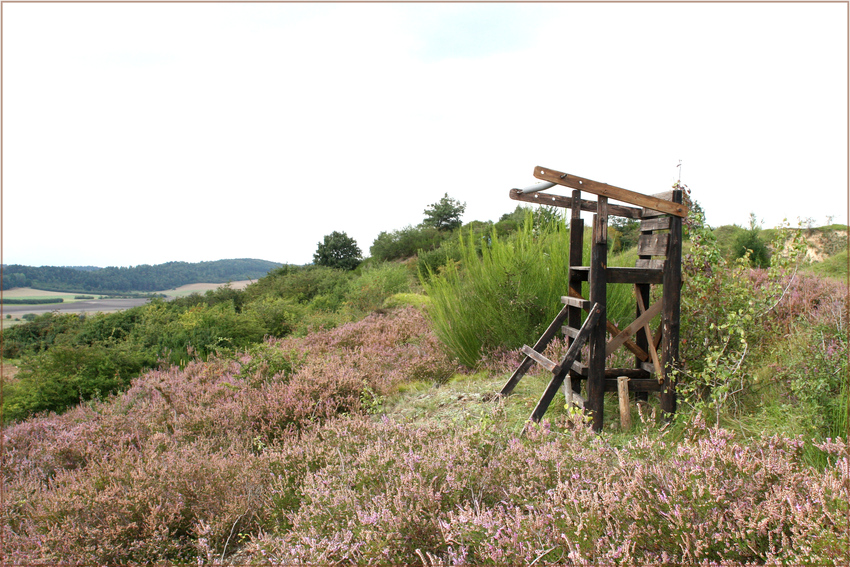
left=567, top=189, right=584, bottom=398
left=660, top=189, right=683, bottom=419
left=588, top=196, right=608, bottom=432
left=617, top=376, right=631, bottom=430
left=634, top=283, right=651, bottom=402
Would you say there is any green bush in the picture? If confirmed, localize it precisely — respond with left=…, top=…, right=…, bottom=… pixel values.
left=345, top=262, right=413, bottom=313
left=244, top=265, right=353, bottom=307
left=3, top=340, right=156, bottom=422
left=369, top=225, right=448, bottom=262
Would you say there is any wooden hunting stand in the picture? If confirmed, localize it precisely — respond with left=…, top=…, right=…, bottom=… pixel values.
left=498, top=166, right=688, bottom=432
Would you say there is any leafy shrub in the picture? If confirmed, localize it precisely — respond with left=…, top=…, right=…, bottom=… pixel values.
left=244, top=265, right=353, bottom=308
left=344, top=262, right=413, bottom=313
left=1, top=311, right=85, bottom=358
left=2, top=340, right=156, bottom=422
left=243, top=297, right=304, bottom=337
left=369, top=225, right=448, bottom=262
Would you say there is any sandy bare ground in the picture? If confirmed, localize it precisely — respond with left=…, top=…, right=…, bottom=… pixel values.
left=161, top=280, right=256, bottom=296
left=2, top=288, right=82, bottom=299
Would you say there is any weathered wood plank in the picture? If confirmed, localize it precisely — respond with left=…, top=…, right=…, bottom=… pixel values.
left=640, top=216, right=672, bottom=232
left=533, top=166, right=689, bottom=218
left=499, top=304, right=572, bottom=396
left=637, top=233, right=669, bottom=257
left=530, top=303, right=603, bottom=423
left=605, top=299, right=663, bottom=357
left=635, top=259, right=666, bottom=270
left=521, top=345, right=559, bottom=373
left=561, top=296, right=591, bottom=310
left=508, top=188, right=644, bottom=218
left=650, top=190, right=675, bottom=201
left=562, top=325, right=580, bottom=339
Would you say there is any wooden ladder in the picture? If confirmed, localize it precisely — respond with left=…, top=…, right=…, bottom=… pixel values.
left=499, top=300, right=603, bottom=423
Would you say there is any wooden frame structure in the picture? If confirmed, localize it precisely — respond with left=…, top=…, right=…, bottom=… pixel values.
left=499, top=166, right=687, bottom=432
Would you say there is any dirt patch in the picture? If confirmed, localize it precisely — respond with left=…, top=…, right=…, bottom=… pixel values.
left=1, top=362, right=20, bottom=381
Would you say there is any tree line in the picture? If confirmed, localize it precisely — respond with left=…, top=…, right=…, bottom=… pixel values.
left=1, top=258, right=281, bottom=293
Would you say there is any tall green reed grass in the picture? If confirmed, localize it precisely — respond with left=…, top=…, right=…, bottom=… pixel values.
left=424, top=215, right=637, bottom=367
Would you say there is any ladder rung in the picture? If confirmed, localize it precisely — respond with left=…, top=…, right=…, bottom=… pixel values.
left=561, top=296, right=591, bottom=310
left=521, top=345, right=559, bottom=373
left=562, top=325, right=580, bottom=339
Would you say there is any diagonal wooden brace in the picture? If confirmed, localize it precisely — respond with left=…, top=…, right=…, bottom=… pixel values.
left=605, top=298, right=662, bottom=357
left=529, top=302, right=603, bottom=423
left=635, top=285, right=664, bottom=380
left=567, top=286, right=650, bottom=361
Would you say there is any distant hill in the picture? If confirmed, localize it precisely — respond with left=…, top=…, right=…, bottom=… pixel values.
left=1, top=259, right=282, bottom=293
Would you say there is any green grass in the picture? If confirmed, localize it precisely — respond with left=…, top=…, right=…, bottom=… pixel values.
left=425, top=221, right=638, bottom=368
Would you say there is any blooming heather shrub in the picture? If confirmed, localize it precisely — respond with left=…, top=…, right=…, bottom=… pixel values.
left=246, top=414, right=848, bottom=565
left=274, top=307, right=458, bottom=387
left=5, top=305, right=847, bottom=564
left=2, top=307, right=459, bottom=562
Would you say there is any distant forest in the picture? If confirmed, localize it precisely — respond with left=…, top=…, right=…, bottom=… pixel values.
left=1, top=259, right=282, bottom=293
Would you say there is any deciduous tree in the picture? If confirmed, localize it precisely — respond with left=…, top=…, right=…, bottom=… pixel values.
left=313, top=231, right=362, bottom=271
left=423, top=193, right=466, bottom=231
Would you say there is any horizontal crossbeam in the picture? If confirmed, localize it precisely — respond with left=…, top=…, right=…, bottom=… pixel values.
left=533, top=166, right=689, bottom=218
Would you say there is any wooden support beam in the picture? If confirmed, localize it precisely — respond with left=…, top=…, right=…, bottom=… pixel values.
left=567, top=198, right=585, bottom=396
left=605, top=299, right=663, bottom=357
left=635, top=286, right=664, bottom=379
left=588, top=201, right=608, bottom=432
left=570, top=266, right=663, bottom=285
left=509, top=188, right=643, bottom=219
left=565, top=286, right=650, bottom=361
left=533, top=166, right=689, bottom=218
left=660, top=189, right=684, bottom=418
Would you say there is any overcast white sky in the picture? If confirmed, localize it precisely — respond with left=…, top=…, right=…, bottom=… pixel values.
left=2, top=2, right=847, bottom=268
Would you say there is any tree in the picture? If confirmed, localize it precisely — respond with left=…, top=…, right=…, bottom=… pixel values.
left=423, top=193, right=466, bottom=231
left=733, top=212, right=770, bottom=268
left=313, top=231, right=362, bottom=271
